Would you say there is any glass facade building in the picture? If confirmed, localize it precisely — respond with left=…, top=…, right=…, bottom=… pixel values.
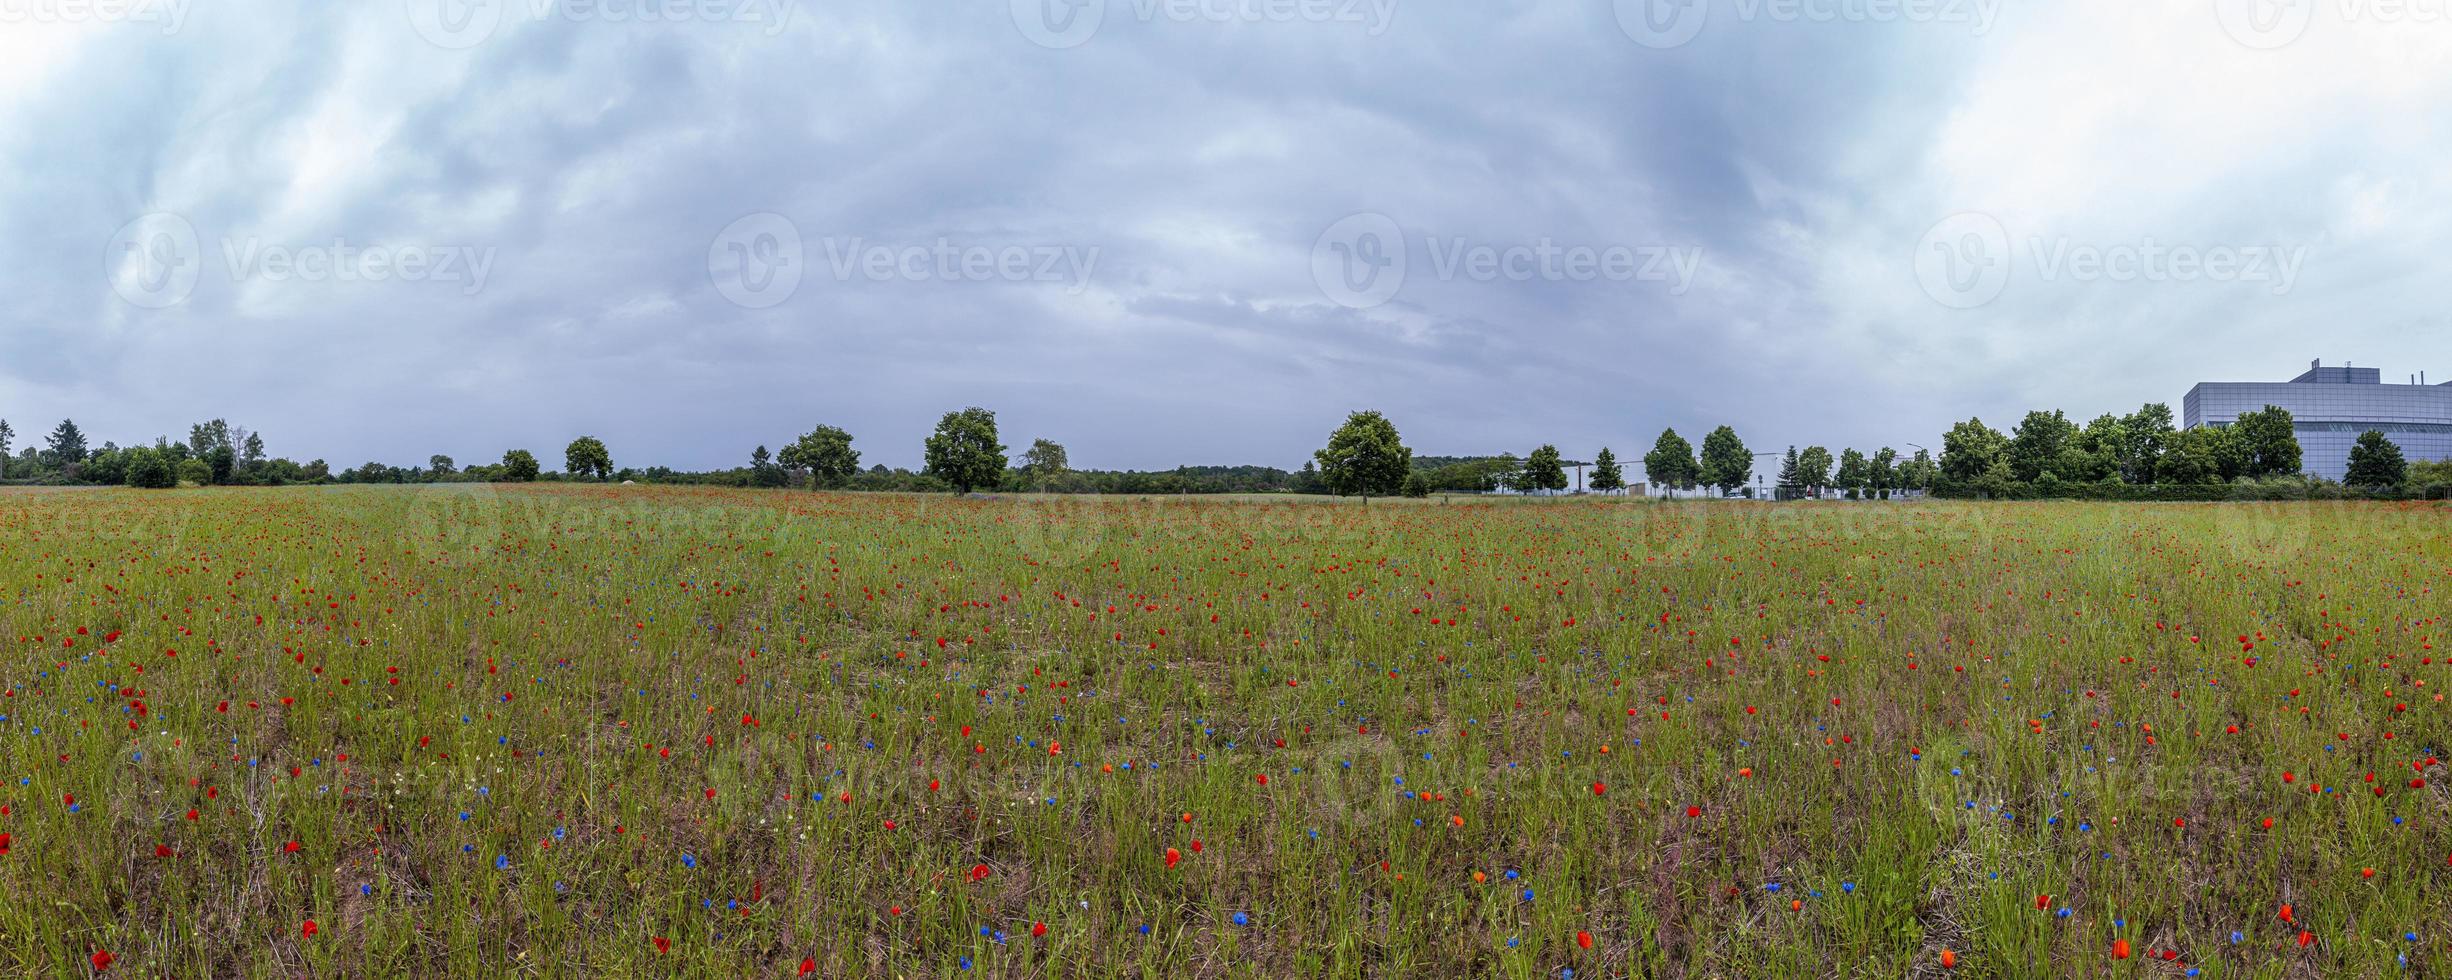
left=2183, top=361, right=2452, bottom=480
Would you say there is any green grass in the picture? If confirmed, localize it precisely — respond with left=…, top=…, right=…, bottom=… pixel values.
left=0, top=485, right=2446, bottom=977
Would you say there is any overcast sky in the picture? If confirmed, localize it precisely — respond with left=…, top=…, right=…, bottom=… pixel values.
left=3, top=0, right=2448, bottom=477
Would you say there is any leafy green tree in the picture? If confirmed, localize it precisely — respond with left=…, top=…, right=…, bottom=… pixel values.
left=1521, top=445, right=1568, bottom=493
left=1836, top=448, right=1869, bottom=495
left=2230, top=406, right=2302, bottom=478
left=243, top=432, right=267, bottom=473
left=500, top=449, right=541, bottom=482
left=1401, top=472, right=1432, bottom=498
left=2411, top=458, right=2452, bottom=493
left=188, top=419, right=234, bottom=461
left=1019, top=438, right=1071, bottom=491
left=0, top=418, right=13, bottom=479
left=1313, top=410, right=1412, bottom=500
left=1774, top=446, right=1802, bottom=497
left=2006, top=410, right=2075, bottom=482
left=2345, top=430, right=2408, bottom=490
left=1869, top=447, right=1899, bottom=493
left=2117, top=403, right=2175, bottom=484
left=780, top=425, right=861, bottom=489
left=2155, top=427, right=2223, bottom=485
left=1697, top=425, right=1752, bottom=493
left=45, top=419, right=87, bottom=466
left=176, top=458, right=211, bottom=486
left=2067, top=414, right=2125, bottom=483
left=1485, top=453, right=1524, bottom=493
left=124, top=446, right=177, bottom=489
left=205, top=444, right=237, bottom=485
left=1643, top=429, right=1699, bottom=491
left=1796, top=446, right=1834, bottom=494
left=564, top=436, right=614, bottom=481
left=1939, top=418, right=2007, bottom=483
left=82, top=444, right=129, bottom=486
left=924, top=407, right=1007, bottom=494
left=429, top=455, right=456, bottom=477
left=1588, top=448, right=1624, bottom=493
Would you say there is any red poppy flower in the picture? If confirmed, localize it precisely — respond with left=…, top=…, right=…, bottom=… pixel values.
left=1576, top=931, right=1593, bottom=950
left=651, top=936, right=671, bottom=954
left=91, top=951, right=113, bottom=972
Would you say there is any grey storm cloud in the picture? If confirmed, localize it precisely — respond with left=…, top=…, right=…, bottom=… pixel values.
left=2, top=0, right=2448, bottom=478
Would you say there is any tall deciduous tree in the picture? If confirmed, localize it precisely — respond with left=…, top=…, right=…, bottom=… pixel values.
left=1643, top=429, right=1699, bottom=491
left=924, top=407, right=1007, bottom=494
left=780, top=425, right=861, bottom=489
left=2118, top=403, right=2175, bottom=484
left=1697, top=426, right=1752, bottom=493
left=1836, top=448, right=1870, bottom=494
left=2230, top=405, right=2302, bottom=478
left=2155, top=427, right=2222, bottom=485
left=1521, top=445, right=1567, bottom=493
left=1313, top=410, right=1412, bottom=500
left=2345, top=430, right=2408, bottom=489
left=564, top=437, right=614, bottom=481
left=1588, top=448, right=1624, bottom=493
left=2006, top=410, right=2075, bottom=482
left=1940, top=418, right=2006, bottom=482
left=1019, top=439, right=1071, bottom=491
left=0, top=418, right=12, bottom=479
left=1869, top=447, right=1899, bottom=492
left=1796, top=446, right=1834, bottom=494
left=500, top=449, right=540, bottom=482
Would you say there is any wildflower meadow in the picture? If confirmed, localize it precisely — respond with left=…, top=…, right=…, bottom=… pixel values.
left=2, top=485, right=2447, bottom=977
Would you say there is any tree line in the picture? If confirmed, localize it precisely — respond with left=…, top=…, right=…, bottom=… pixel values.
left=3, top=402, right=2446, bottom=498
